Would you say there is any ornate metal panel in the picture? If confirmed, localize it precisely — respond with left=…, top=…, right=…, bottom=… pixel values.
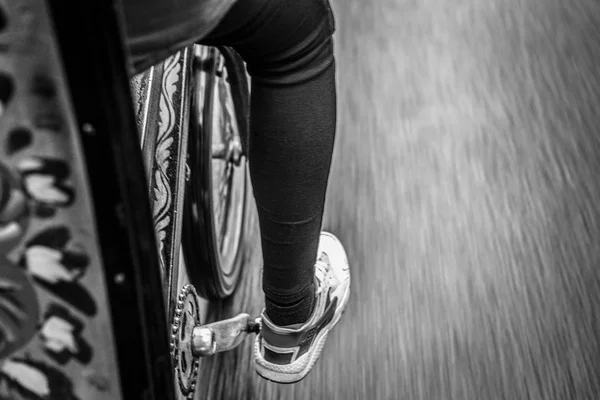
left=132, top=48, right=193, bottom=321
left=0, top=0, right=124, bottom=398
left=0, top=0, right=179, bottom=398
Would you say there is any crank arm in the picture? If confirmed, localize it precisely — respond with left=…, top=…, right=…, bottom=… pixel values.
left=191, top=313, right=261, bottom=357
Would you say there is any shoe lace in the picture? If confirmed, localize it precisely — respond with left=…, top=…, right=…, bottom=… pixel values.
left=315, top=253, right=334, bottom=293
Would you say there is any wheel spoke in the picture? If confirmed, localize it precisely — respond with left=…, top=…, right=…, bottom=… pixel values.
left=213, top=160, right=233, bottom=245
left=219, top=164, right=234, bottom=252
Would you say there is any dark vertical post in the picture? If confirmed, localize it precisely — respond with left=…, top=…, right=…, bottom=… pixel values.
left=45, top=1, right=175, bottom=398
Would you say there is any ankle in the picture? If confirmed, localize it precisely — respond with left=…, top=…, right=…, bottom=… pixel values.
left=265, top=284, right=316, bottom=327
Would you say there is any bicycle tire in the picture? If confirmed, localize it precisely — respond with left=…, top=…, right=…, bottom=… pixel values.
left=182, top=46, right=250, bottom=300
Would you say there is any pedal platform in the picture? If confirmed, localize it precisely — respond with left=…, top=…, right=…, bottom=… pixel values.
left=170, top=284, right=261, bottom=398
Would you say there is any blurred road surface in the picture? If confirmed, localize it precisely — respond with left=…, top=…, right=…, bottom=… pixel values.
left=198, top=0, right=600, bottom=399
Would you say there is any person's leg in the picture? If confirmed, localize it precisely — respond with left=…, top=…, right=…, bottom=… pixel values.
left=200, top=0, right=337, bottom=327
left=122, top=0, right=349, bottom=382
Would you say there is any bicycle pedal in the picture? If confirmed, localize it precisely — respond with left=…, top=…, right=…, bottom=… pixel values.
left=192, top=313, right=261, bottom=357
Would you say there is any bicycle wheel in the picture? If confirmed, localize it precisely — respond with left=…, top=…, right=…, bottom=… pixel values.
left=182, top=45, right=250, bottom=300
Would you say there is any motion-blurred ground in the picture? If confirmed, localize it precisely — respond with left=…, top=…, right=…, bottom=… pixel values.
left=198, top=0, right=600, bottom=398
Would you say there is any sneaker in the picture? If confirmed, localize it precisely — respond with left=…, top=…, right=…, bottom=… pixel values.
left=253, top=231, right=351, bottom=384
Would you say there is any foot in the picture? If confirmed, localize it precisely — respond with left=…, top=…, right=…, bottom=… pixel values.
left=253, top=231, right=351, bottom=384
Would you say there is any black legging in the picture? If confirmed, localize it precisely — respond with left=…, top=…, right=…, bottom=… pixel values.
left=123, top=0, right=337, bottom=325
